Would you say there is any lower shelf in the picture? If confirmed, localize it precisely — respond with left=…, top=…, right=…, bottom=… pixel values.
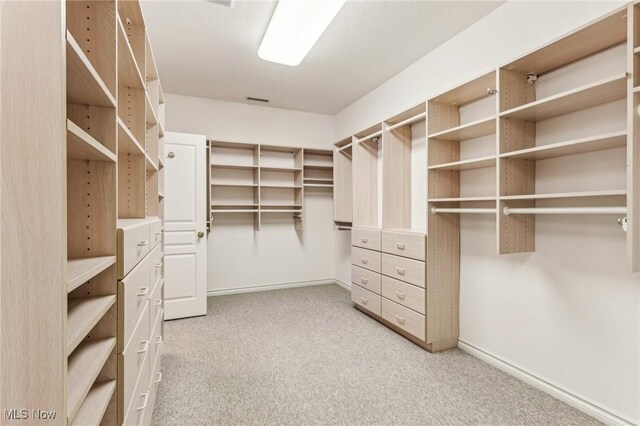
left=70, top=380, right=115, bottom=426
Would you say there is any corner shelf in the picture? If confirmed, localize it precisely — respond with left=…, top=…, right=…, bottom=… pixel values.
left=500, top=131, right=627, bottom=159
left=67, top=295, right=116, bottom=355
left=67, top=120, right=117, bottom=163
left=67, top=256, right=116, bottom=293
left=70, top=380, right=116, bottom=426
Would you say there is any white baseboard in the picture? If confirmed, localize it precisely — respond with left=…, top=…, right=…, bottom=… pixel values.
left=207, top=279, right=338, bottom=297
left=458, top=340, right=635, bottom=426
left=334, top=279, right=351, bottom=291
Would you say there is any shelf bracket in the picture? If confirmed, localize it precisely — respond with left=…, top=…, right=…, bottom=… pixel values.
left=526, top=73, right=538, bottom=84
left=618, top=216, right=628, bottom=232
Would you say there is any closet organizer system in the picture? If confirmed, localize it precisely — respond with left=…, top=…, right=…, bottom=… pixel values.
left=207, top=141, right=333, bottom=230
left=334, top=4, right=640, bottom=353
left=1, top=1, right=165, bottom=425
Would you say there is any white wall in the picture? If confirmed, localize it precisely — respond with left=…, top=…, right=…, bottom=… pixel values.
left=164, top=94, right=338, bottom=293
left=334, top=1, right=639, bottom=424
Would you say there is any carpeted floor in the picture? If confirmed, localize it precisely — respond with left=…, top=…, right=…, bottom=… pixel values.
left=151, top=284, right=599, bottom=425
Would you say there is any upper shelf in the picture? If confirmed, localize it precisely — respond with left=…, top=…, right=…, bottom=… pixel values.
left=117, top=118, right=145, bottom=156
left=67, top=120, right=117, bottom=163
left=429, top=155, right=496, bottom=171
left=66, top=31, right=116, bottom=108
left=430, top=70, right=496, bottom=106
left=501, top=190, right=626, bottom=200
left=499, top=73, right=627, bottom=121
left=428, top=116, right=496, bottom=141
left=117, top=17, right=145, bottom=90
left=500, top=131, right=627, bottom=160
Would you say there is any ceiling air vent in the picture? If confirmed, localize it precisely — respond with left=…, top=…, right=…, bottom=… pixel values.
left=246, top=97, right=269, bottom=103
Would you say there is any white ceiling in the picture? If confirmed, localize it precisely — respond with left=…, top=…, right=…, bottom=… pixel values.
left=142, top=0, right=504, bottom=115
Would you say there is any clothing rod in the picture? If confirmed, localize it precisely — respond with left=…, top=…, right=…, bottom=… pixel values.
left=503, top=206, right=627, bottom=216
left=386, top=112, right=427, bottom=131
left=431, top=207, right=497, bottom=214
left=355, top=130, right=383, bottom=145
left=336, top=142, right=353, bottom=152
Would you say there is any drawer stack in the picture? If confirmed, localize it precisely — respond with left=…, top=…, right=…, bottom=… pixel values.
left=350, top=228, right=456, bottom=352
left=117, top=218, right=164, bottom=425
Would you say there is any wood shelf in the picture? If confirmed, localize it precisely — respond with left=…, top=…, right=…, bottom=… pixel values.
left=117, top=118, right=145, bottom=155
left=67, top=120, right=117, bottom=162
left=67, top=337, right=116, bottom=421
left=66, top=31, right=116, bottom=108
left=428, top=155, right=496, bottom=171
left=146, top=93, right=159, bottom=125
left=303, top=163, right=333, bottom=169
left=67, top=256, right=116, bottom=293
left=146, top=153, right=159, bottom=171
left=429, top=196, right=496, bottom=202
left=260, top=166, right=302, bottom=172
left=212, top=203, right=259, bottom=207
left=261, top=209, right=302, bottom=213
left=67, top=295, right=116, bottom=355
left=117, top=17, right=144, bottom=90
left=501, top=190, right=626, bottom=200
left=260, top=185, right=302, bottom=189
left=499, top=73, right=627, bottom=121
left=304, top=184, right=333, bottom=188
left=70, top=380, right=115, bottom=426
left=428, top=116, right=496, bottom=141
left=431, top=70, right=496, bottom=106
left=211, top=163, right=258, bottom=170
left=500, top=131, right=627, bottom=160
left=211, top=209, right=258, bottom=213
left=211, top=183, right=258, bottom=187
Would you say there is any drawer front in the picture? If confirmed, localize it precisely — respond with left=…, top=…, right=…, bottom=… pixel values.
left=381, top=253, right=425, bottom=288
left=120, top=300, right=150, bottom=416
left=141, top=355, right=162, bottom=426
left=149, top=307, right=163, bottom=374
left=123, top=344, right=151, bottom=426
left=149, top=277, right=163, bottom=326
left=149, top=218, right=163, bottom=249
left=118, top=221, right=151, bottom=279
left=382, top=275, right=425, bottom=314
left=382, top=298, right=425, bottom=340
left=351, top=246, right=381, bottom=273
left=119, top=254, right=151, bottom=350
left=382, top=231, right=425, bottom=261
left=351, top=227, right=381, bottom=251
left=351, top=284, right=381, bottom=316
left=350, top=265, right=381, bottom=294
left=148, top=244, right=163, bottom=287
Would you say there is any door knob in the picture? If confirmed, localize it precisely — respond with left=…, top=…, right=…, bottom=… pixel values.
left=197, top=231, right=205, bottom=238
left=168, top=152, right=175, bottom=159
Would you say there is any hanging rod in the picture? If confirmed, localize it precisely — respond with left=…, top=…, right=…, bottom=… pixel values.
left=503, top=206, right=627, bottom=216
left=431, top=207, right=497, bottom=214
left=355, top=130, right=382, bottom=145
left=386, top=112, right=427, bottom=131
left=336, top=142, right=353, bottom=152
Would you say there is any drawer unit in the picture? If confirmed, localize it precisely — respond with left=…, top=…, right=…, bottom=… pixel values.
left=382, top=275, right=425, bottom=314
left=117, top=219, right=152, bottom=279
left=381, top=253, right=425, bottom=288
left=382, top=230, right=426, bottom=261
left=119, top=300, right=150, bottom=418
left=149, top=278, right=163, bottom=326
left=351, top=227, right=381, bottom=251
left=351, top=284, right=381, bottom=316
left=142, top=355, right=162, bottom=426
left=149, top=217, right=163, bottom=248
left=148, top=244, right=163, bottom=286
left=149, top=307, right=163, bottom=373
left=351, top=265, right=381, bottom=294
left=382, top=298, right=425, bottom=340
left=351, top=246, right=381, bottom=273
left=123, top=343, right=151, bottom=426
left=118, top=254, right=151, bottom=351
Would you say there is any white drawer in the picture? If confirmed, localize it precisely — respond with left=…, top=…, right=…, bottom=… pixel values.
left=382, top=230, right=425, bottom=261
left=382, top=298, right=425, bottom=340
left=381, top=253, right=425, bottom=288
left=120, top=300, right=150, bottom=419
left=118, top=254, right=150, bottom=352
left=351, top=284, right=381, bottom=316
left=351, top=227, right=381, bottom=251
left=141, top=353, right=162, bottom=426
left=382, top=275, right=425, bottom=314
left=149, top=217, right=163, bottom=249
left=149, top=307, right=163, bottom=374
left=148, top=244, right=163, bottom=287
left=117, top=219, right=151, bottom=279
left=351, top=265, right=381, bottom=294
left=123, top=342, right=151, bottom=426
left=351, top=246, right=381, bottom=273
left=149, top=277, right=163, bottom=327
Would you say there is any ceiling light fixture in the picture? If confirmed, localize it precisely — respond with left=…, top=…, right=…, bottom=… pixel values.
left=258, top=0, right=346, bottom=66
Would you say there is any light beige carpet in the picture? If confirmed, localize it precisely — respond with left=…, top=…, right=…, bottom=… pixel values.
left=151, top=284, right=599, bottom=425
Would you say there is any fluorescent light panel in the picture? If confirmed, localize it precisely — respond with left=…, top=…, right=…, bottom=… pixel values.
left=258, top=0, right=346, bottom=66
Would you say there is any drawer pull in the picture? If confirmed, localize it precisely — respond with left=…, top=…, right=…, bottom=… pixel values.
left=154, top=372, right=163, bottom=384
left=137, top=393, right=149, bottom=411
left=360, top=297, right=368, bottom=305
left=155, top=262, right=163, bottom=268
left=396, top=242, right=406, bottom=250
left=395, top=267, right=406, bottom=275
left=395, top=315, right=406, bottom=325
left=395, top=291, right=406, bottom=300
left=155, top=231, right=163, bottom=236
left=137, top=240, right=149, bottom=246
left=154, top=298, right=162, bottom=307
left=360, top=277, right=368, bottom=285
left=137, top=287, right=149, bottom=297
left=137, top=340, right=150, bottom=354
left=155, top=335, right=163, bottom=345
left=361, top=237, right=368, bottom=243
left=361, top=258, right=368, bottom=264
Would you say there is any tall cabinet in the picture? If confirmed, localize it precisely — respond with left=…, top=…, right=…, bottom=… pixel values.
left=1, top=1, right=165, bottom=424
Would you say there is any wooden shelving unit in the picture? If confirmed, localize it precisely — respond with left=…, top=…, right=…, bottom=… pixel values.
left=353, top=123, right=383, bottom=228
left=334, top=137, right=354, bottom=225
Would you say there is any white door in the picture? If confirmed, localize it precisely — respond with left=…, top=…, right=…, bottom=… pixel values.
left=164, top=132, right=207, bottom=320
